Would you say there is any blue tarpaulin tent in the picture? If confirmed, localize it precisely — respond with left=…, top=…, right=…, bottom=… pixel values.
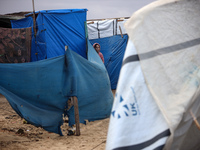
left=11, top=16, right=33, bottom=29
left=11, top=10, right=128, bottom=90
left=0, top=9, right=114, bottom=135
left=87, top=19, right=129, bottom=90
left=90, top=34, right=128, bottom=89
left=11, top=9, right=88, bottom=61
left=0, top=41, right=113, bottom=135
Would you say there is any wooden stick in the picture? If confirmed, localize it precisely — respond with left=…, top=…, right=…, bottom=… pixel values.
left=117, top=19, right=124, bottom=22
left=190, top=110, right=200, bottom=130
left=87, top=17, right=129, bottom=22
left=87, top=21, right=94, bottom=24
left=72, top=96, right=80, bottom=136
left=32, top=0, right=37, bottom=38
left=119, top=26, right=123, bottom=38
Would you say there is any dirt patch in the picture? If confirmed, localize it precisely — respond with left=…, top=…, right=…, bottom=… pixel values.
left=0, top=95, right=110, bottom=150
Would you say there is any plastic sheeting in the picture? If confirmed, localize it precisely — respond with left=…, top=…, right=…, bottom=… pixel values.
left=0, top=41, right=113, bottom=135
left=107, top=0, right=200, bottom=149
left=90, top=34, right=128, bottom=89
left=11, top=17, right=33, bottom=29
left=11, top=9, right=87, bottom=61
left=106, top=40, right=170, bottom=150
left=87, top=18, right=128, bottom=39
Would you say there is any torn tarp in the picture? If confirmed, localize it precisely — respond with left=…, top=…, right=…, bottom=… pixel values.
left=0, top=43, right=113, bottom=135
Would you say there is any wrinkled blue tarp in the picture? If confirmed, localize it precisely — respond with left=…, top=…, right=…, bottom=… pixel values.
left=90, top=35, right=128, bottom=89
left=11, top=16, right=33, bottom=29
left=10, top=9, right=128, bottom=90
left=0, top=41, right=113, bottom=135
left=11, top=9, right=87, bottom=61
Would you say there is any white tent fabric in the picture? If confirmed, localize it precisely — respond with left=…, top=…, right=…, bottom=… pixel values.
left=106, top=0, right=200, bottom=149
left=106, top=40, right=170, bottom=150
left=87, top=18, right=128, bottom=39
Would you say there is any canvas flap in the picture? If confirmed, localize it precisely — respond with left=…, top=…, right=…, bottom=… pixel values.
left=124, top=0, right=200, bottom=148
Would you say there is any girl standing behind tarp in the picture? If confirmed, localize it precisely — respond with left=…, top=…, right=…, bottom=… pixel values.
left=93, top=43, right=104, bottom=63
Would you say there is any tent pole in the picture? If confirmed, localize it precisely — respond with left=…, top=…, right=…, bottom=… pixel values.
left=119, top=26, right=123, bottom=38
left=72, top=96, right=81, bottom=136
left=190, top=110, right=200, bottom=130
left=32, top=0, right=36, bottom=37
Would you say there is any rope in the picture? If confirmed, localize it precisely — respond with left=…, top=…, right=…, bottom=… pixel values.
left=91, top=140, right=106, bottom=150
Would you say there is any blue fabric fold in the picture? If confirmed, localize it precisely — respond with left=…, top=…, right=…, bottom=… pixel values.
left=0, top=45, right=113, bottom=135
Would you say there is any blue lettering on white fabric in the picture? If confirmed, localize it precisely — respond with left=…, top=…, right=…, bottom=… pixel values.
left=111, top=87, right=140, bottom=119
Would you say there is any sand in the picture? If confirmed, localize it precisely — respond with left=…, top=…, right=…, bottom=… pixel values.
left=0, top=94, right=113, bottom=150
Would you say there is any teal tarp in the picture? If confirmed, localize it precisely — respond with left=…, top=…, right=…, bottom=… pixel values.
left=0, top=41, right=113, bottom=135
left=10, top=9, right=128, bottom=90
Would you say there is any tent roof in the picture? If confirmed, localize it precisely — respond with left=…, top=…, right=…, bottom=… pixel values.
left=25, top=9, right=88, bottom=17
left=0, top=15, right=25, bottom=28
left=0, top=15, right=24, bottom=20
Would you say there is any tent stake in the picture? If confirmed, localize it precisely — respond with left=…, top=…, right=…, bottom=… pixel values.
left=72, top=96, right=80, bottom=135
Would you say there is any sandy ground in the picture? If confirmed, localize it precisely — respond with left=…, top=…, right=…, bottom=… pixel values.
left=0, top=91, right=116, bottom=150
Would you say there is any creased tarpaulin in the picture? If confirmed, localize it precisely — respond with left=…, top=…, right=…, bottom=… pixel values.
left=87, top=18, right=128, bottom=40
left=11, top=9, right=88, bottom=61
left=0, top=41, right=113, bottom=135
left=11, top=17, right=33, bottom=29
left=90, top=35, right=128, bottom=89
left=0, top=27, right=31, bottom=63
left=107, top=0, right=200, bottom=150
